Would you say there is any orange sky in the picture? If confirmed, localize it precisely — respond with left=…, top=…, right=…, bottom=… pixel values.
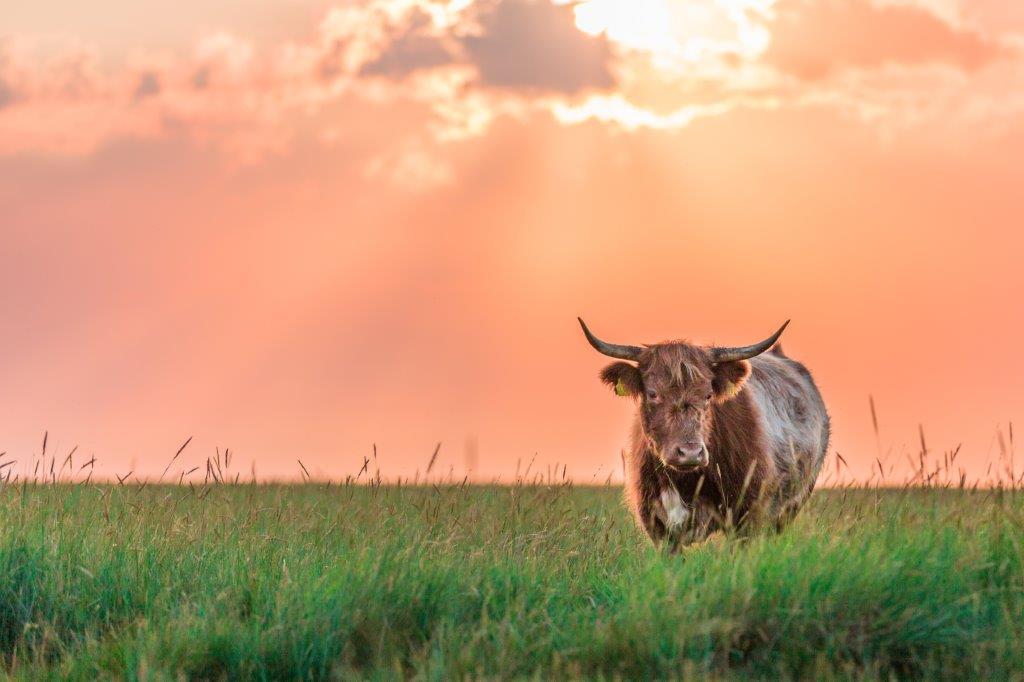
left=1, top=0, right=1022, bottom=484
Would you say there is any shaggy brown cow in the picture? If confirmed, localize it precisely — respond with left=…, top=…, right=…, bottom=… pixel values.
left=580, top=318, right=829, bottom=550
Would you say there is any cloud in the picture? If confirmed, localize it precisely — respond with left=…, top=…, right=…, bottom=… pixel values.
left=315, top=3, right=406, bottom=82
left=461, top=0, right=616, bottom=93
left=764, top=0, right=1007, bottom=80
left=1, top=0, right=1022, bottom=170
left=0, top=78, right=13, bottom=109
left=365, top=137, right=455, bottom=190
left=191, top=32, right=255, bottom=89
left=191, top=66, right=211, bottom=90
left=321, top=0, right=616, bottom=93
left=552, top=94, right=732, bottom=130
left=0, top=46, right=13, bottom=109
left=359, top=8, right=456, bottom=78
left=133, top=71, right=161, bottom=100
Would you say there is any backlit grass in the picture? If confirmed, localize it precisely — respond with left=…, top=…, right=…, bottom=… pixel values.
left=0, top=481, right=1022, bottom=679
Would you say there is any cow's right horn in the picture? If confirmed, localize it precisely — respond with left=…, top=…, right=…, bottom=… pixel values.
left=578, top=318, right=643, bottom=361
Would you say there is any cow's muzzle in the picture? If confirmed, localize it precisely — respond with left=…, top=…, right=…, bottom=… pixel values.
left=663, top=443, right=709, bottom=471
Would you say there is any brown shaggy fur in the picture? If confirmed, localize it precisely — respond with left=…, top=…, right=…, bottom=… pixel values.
left=598, top=339, right=828, bottom=551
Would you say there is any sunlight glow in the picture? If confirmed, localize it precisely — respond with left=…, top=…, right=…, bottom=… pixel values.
left=563, top=0, right=774, bottom=66
left=552, top=94, right=731, bottom=130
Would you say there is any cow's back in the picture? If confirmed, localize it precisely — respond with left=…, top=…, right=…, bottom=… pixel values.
left=745, top=349, right=830, bottom=505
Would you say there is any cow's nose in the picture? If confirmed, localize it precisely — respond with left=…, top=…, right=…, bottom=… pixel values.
left=669, top=442, right=707, bottom=469
left=677, top=442, right=703, bottom=457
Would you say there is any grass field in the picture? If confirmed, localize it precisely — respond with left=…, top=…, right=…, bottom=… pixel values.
left=1, top=479, right=1023, bottom=679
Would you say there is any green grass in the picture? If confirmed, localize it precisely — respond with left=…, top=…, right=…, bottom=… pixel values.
left=0, top=481, right=1022, bottom=679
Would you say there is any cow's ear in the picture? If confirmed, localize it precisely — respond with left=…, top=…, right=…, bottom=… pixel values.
left=600, top=362, right=642, bottom=398
left=712, top=360, right=751, bottom=403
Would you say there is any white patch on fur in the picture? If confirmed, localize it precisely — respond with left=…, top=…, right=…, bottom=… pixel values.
left=659, top=486, right=689, bottom=529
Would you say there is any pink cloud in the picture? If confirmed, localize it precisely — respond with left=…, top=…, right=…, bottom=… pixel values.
left=0, top=0, right=1022, bottom=168
left=765, top=0, right=1007, bottom=80
left=0, top=2, right=610, bottom=164
left=357, top=8, right=457, bottom=78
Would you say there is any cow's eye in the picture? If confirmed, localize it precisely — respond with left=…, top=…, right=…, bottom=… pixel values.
left=646, top=390, right=658, bottom=401
left=705, top=393, right=713, bottom=402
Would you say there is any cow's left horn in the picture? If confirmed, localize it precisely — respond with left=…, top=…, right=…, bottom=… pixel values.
left=711, top=320, right=790, bottom=363
left=578, top=318, right=643, bottom=361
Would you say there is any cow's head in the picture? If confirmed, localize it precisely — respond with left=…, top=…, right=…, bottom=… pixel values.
left=580, top=318, right=788, bottom=471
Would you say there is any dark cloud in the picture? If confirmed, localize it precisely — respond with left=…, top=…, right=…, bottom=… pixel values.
left=319, top=40, right=346, bottom=81
left=0, top=43, right=9, bottom=109
left=360, top=9, right=455, bottom=78
left=0, top=78, right=13, bottom=109
left=191, top=66, right=211, bottom=90
left=461, top=0, right=615, bottom=93
left=765, top=0, right=1005, bottom=80
left=133, top=71, right=161, bottom=100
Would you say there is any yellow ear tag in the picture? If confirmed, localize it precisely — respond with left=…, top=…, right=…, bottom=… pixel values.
left=720, top=381, right=740, bottom=400
left=615, top=379, right=630, bottom=396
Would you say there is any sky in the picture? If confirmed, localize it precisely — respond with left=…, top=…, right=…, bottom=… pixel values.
left=1, top=0, right=1022, bottom=484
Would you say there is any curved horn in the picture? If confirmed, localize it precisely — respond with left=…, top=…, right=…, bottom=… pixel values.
left=711, top=320, right=790, bottom=363
left=578, top=318, right=642, bottom=361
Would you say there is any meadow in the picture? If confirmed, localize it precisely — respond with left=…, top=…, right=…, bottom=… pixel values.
left=1, top=475, right=1022, bottom=679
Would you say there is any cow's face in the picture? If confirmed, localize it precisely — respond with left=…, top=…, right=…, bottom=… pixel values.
left=600, top=345, right=752, bottom=471
left=579, top=318, right=787, bottom=470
